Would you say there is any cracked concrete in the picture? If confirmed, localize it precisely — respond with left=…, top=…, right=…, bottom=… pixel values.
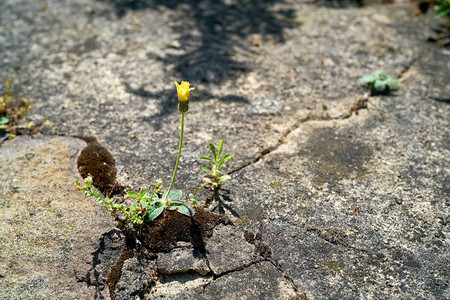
left=1, top=0, right=449, bottom=299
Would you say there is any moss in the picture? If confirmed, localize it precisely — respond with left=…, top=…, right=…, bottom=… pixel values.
left=312, top=177, right=325, bottom=184
left=107, top=249, right=134, bottom=300
left=75, top=136, right=124, bottom=196
left=323, top=261, right=341, bottom=272
left=137, top=208, right=230, bottom=253
left=235, top=218, right=249, bottom=224
left=270, top=181, right=281, bottom=188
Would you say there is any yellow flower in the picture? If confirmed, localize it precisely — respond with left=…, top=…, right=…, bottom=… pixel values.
left=174, top=81, right=194, bottom=113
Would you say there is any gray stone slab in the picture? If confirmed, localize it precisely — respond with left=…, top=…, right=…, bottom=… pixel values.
left=115, top=254, right=157, bottom=300
left=157, top=247, right=210, bottom=276
left=202, top=261, right=302, bottom=299
left=0, top=136, right=121, bottom=299
left=204, top=224, right=257, bottom=275
left=0, top=0, right=448, bottom=299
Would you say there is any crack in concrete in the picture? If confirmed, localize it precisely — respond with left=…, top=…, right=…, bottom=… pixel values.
left=229, top=105, right=359, bottom=175
left=201, top=260, right=264, bottom=292
left=230, top=48, right=429, bottom=178
left=398, top=52, right=427, bottom=80
left=267, top=259, right=304, bottom=296
left=230, top=50, right=428, bottom=177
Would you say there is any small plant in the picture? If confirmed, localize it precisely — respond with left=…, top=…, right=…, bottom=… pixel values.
left=77, top=81, right=197, bottom=224
left=0, top=116, right=8, bottom=130
left=434, top=0, right=450, bottom=18
left=359, top=71, right=398, bottom=95
left=200, top=139, right=234, bottom=189
left=76, top=176, right=191, bottom=224
left=1, top=69, right=14, bottom=110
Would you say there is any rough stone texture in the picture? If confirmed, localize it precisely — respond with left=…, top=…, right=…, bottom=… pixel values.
left=204, top=224, right=257, bottom=275
left=115, top=254, right=156, bottom=300
left=146, top=274, right=210, bottom=300
left=0, top=136, right=120, bottom=299
left=0, top=0, right=449, bottom=299
left=157, top=247, right=210, bottom=276
left=202, top=262, right=301, bottom=299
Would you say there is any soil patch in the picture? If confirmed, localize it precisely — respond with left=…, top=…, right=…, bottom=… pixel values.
left=107, top=249, right=134, bottom=300
left=75, top=136, right=124, bottom=196
left=138, top=207, right=231, bottom=253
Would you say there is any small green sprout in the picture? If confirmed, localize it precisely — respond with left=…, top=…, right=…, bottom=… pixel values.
left=434, top=0, right=450, bottom=18
left=76, top=176, right=129, bottom=219
left=189, top=193, right=198, bottom=206
left=359, top=71, right=398, bottom=95
left=0, top=116, right=8, bottom=129
left=200, top=139, right=234, bottom=188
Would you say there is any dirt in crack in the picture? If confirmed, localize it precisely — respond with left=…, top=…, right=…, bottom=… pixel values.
left=106, top=208, right=231, bottom=299
left=107, top=248, right=134, bottom=300
left=243, top=230, right=272, bottom=259
left=75, top=136, right=124, bottom=196
left=138, top=207, right=231, bottom=253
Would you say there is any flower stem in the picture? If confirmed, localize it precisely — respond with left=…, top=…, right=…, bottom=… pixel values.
left=164, top=111, right=185, bottom=200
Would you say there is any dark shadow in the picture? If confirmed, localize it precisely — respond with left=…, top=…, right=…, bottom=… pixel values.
left=96, top=0, right=297, bottom=108
left=311, top=0, right=364, bottom=8
left=210, top=188, right=240, bottom=218
left=84, top=229, right=124, bottom=295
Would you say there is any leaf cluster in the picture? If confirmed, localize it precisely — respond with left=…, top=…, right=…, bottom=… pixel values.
left=200, top=139, right=234, bottom=188
left=0, top=116, right=8, bottom=129
left=359, top=71, right=398, bottom=94
left=434, top=0, right=450, bottom=18
left=76, top=176, right=192, bottom=225
left=128, top=187, right=192, bottom=223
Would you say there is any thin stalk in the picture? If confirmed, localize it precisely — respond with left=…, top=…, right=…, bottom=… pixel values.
left=164, top=112, right=185, bottom=200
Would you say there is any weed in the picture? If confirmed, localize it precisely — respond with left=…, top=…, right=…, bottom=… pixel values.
left=359, top=71, right=398, bottom=95
left=200, top=139, right=234, bottom=189
left=77, top=81, right=196, bottom=223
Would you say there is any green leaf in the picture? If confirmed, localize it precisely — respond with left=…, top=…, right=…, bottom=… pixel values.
left=168, top=199, right=185, bottom=205
left=175, top=205, right=192, bottom=217
left=168, top=189, right=182, bottom=200
left=387, top=79, right=399, bottom=90
left=147, top=206, right=165, bottom=221
left=376, top=71, right=388, bottom=80
left=209, top=142, right=217, bottom=160
left=217, top=139, right=224, bottom=159
left=218, top=153, right=234, bottom=169
left=373, top=80, right=387, bottom=92
left=199, top=156, right=214, bottom=162
left=201, top=166, right=214, bottom=175
left=92, top=188, right=100, bottom=197
left=128, top=191, right=139, bottom=199
left=139, top=189, right=147, bottom=198
left=0, top=117, right=9, bottom=124
left=359, top=75, right=376, bottom=83
left=203, top=177, right=213, bottom=184
left=218, top=174, right=231, bottom=183
left=75, top=179, right=81, bottom=186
